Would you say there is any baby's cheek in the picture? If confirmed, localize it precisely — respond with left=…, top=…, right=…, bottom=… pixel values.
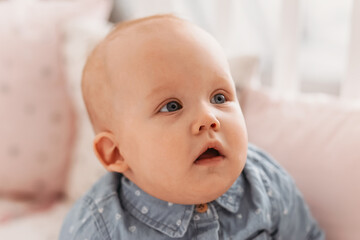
left=234, top=108, right=248, bottom=137
left=224, top=114, right=248, bottom=153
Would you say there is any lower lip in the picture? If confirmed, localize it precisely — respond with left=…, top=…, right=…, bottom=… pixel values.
left=194, top=156, right=224, bottom=166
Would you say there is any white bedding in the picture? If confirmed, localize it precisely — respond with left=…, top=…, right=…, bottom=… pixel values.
left=0, top=201, right=71, bottom=240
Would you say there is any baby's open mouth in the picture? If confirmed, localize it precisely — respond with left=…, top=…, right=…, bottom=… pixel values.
left=195, top=148, right=221, bottom=162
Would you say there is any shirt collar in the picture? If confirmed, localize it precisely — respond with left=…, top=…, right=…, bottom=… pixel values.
left=120, top=174, right=245, bottom=237
left=215, top=172, right=245, bottom=213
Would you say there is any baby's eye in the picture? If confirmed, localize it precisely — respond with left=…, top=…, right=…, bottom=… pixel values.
left=159, top=101, right=183, bottom=112
left=211, top=93, right=226, bottom=104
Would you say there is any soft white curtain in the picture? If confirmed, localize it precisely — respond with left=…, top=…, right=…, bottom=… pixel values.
left=342, top=0, right=360, bottom=100
left=272, top=0, right=360, bottom=99
left=272, top=0, right=301, bottom=96
left=110, top=0, right=264, bottom=57
left=110, top=0, right=359, bottom=98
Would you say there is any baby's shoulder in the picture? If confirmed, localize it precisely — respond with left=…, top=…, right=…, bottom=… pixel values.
left=243, top=144, right=325, bottom=239
left=244, top=143, right=297, bottom=199
left=59, top=172, right=123, bottom=240
left=246, top=143, right=293, bottom=178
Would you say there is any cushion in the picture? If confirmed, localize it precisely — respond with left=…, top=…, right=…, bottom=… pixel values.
left=0, top=0, right=112, bottom=200
left=239, top=86, right=360, bottom=240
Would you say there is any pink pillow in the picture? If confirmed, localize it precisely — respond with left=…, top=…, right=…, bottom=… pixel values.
left=0, top=0, right=112, bottom=199
left=240, top=87, right=360, bottom=240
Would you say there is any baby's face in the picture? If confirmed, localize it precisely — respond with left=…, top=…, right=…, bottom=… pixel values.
left=105, top=19, right=248, bottom=204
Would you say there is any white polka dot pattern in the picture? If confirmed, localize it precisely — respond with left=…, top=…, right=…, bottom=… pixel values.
left=141, top=206, right=149, bottom=214
left=129, top=225, right=136, bottom=233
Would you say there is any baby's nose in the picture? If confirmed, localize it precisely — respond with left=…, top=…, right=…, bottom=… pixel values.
left=191, top=110, right=220, bottom=135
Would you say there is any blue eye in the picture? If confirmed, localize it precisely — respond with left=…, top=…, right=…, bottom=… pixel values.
left=160, top=101, right=182, bottom=112
left=211, top=93, right=226, bottom=104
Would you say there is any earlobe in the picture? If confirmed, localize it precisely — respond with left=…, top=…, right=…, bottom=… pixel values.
left=93, top=132, right=129, bottom=173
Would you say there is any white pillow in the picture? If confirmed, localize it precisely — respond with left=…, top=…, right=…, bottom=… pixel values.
left=240, top=86, right=360, bottom=240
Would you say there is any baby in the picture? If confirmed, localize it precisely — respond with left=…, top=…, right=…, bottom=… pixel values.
left=60, top=15, right=324, bottom=239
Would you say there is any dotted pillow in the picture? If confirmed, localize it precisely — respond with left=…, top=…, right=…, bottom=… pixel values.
left=0, top=0, right=112, bottom=199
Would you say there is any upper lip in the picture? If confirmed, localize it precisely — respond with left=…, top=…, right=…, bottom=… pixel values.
left=195, top=140, right=225, bottom=162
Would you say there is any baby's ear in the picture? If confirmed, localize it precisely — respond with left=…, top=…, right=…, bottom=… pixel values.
left=93, top=132, right=129, bottom=173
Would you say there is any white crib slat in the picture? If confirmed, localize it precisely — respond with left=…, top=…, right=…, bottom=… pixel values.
left=272, top=0, right=300, bottom=95
left=342, top=0, right=360, bottom=100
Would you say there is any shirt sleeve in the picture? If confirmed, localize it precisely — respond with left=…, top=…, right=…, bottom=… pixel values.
left=59, top=197, right=111, bottom=240
left=248, top=144, right=325, bottom=240
left=275, top=170, right=325, bottom=240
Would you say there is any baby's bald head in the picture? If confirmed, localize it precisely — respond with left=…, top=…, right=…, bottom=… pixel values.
left=81, top=14, right=186, bottom=133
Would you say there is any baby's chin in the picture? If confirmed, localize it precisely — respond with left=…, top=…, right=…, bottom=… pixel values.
left=154, top=180, right=237, bottom=205
left=166, top=188, right=231, bottom=205
left=190, top=191, right=229, bottom=205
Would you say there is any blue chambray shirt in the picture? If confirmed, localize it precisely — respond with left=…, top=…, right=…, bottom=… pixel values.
left=59, top=144, right=325, bottom=240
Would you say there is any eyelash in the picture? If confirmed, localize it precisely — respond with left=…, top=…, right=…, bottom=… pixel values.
left=158, top=92, right=228, bottom=113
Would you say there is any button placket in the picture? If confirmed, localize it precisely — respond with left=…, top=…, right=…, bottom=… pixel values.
left=191, top=203, right=220, bottom=239
left=192, top=202, right=218, bottom=222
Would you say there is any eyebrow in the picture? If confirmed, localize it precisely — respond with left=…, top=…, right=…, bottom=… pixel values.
left=146, top=84, right=174, bottom=101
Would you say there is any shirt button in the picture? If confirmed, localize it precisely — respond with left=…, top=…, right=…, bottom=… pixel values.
left=195, top=203, right=208, bottom=213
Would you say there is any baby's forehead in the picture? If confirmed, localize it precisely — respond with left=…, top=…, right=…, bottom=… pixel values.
left=102, top=18, right=228, bottom=85
left=102, top=19, right=199, bottom=80
left=104, top=18, right=224, bottom=70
